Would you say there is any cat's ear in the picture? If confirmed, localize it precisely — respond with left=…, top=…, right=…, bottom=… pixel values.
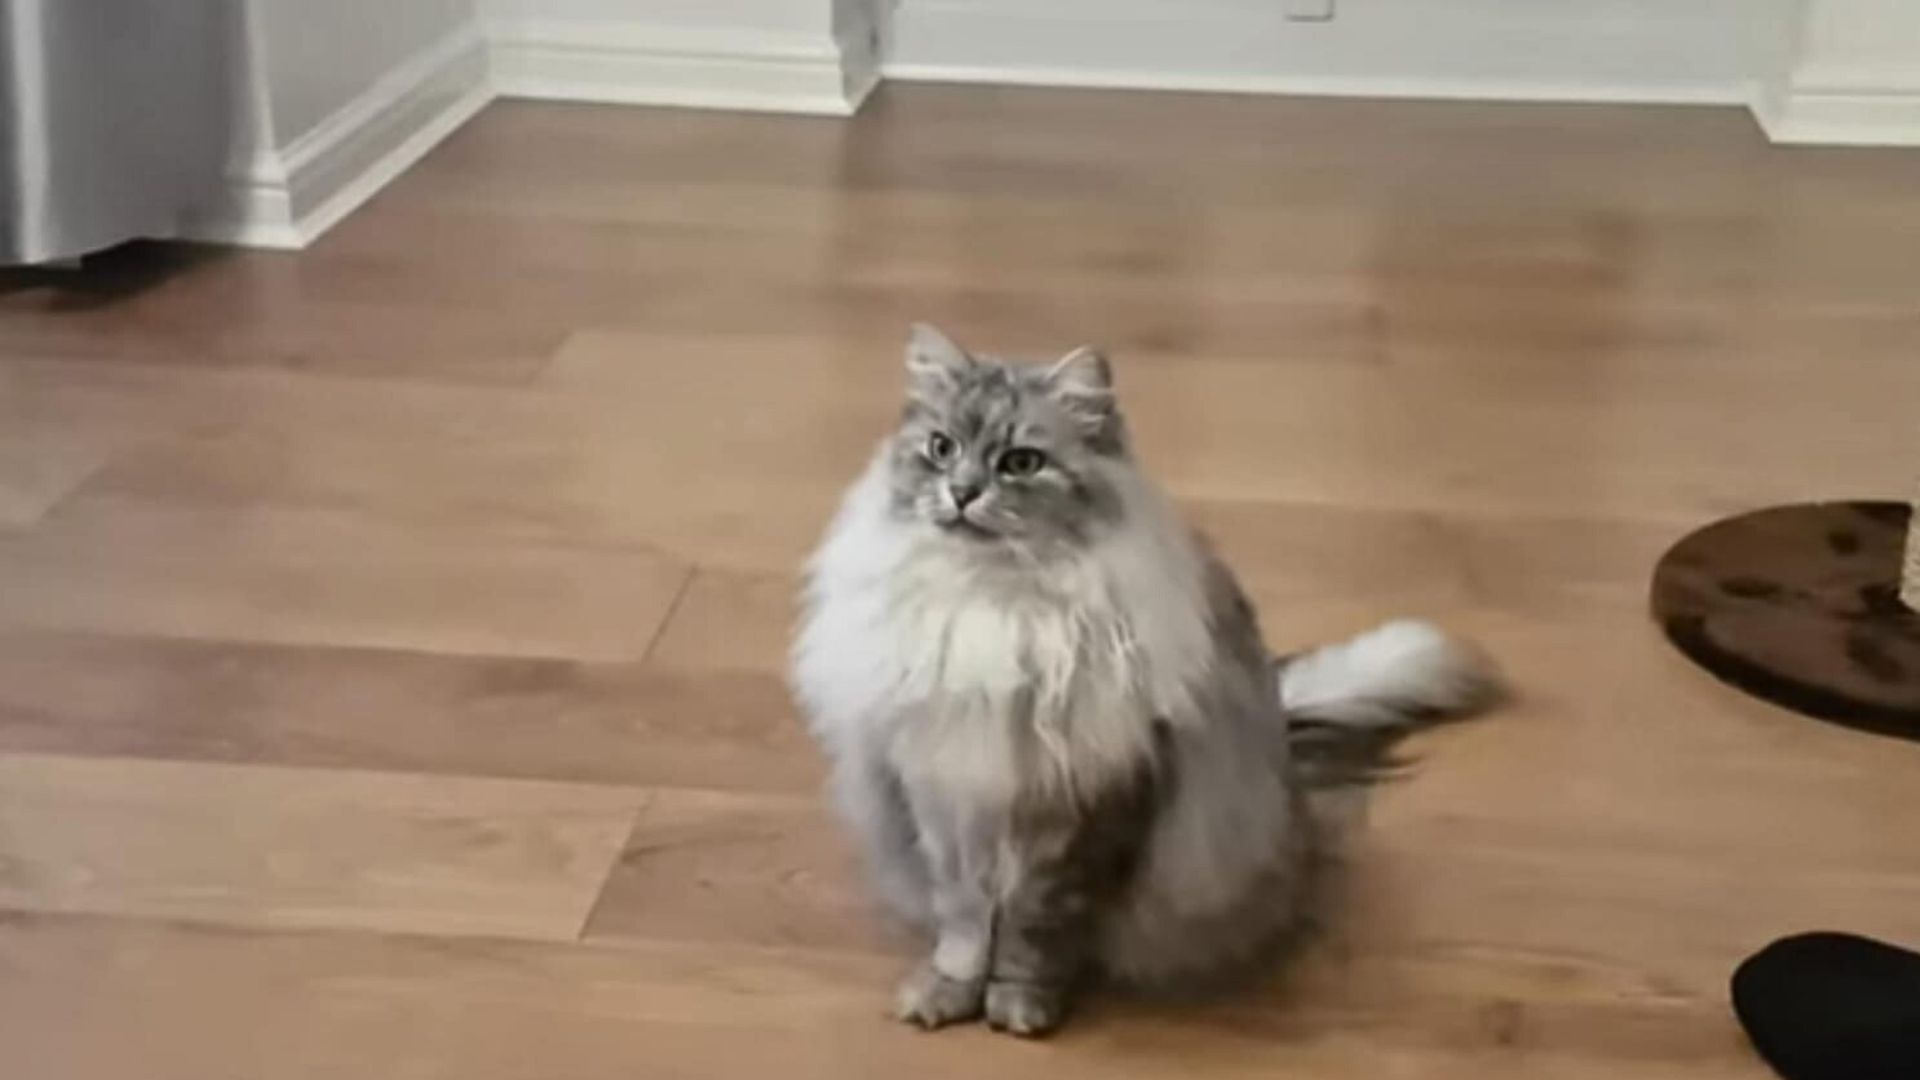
left=1045, top=345, right=1112, bottom=399
left=1044, top=345, right=1122, bottom=447
left=905, top=323, right=974, bottom=389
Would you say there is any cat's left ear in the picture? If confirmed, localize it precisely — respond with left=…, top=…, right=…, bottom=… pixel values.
left=1045, top=345, right=1114, bottom=408
left=1044, top=345, right=1121, bottom=445
left=905, top=323, right=974, bottom=389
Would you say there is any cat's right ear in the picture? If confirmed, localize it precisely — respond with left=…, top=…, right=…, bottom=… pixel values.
left=905, top=323, right=973, bottom=391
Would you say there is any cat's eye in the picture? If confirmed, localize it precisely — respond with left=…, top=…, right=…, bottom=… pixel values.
left=925, top=431, right=957, bottom=464
left=998, top=448, right=1046, bottom=477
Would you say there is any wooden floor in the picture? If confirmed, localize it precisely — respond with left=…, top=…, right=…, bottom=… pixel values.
left=4, top=84, right=1920, bottom=1078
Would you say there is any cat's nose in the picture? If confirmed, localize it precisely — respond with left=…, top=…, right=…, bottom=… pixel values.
left=949, top=481, right=983, bottom=509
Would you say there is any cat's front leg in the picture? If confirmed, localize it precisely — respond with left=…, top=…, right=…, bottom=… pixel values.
left=982, top=848, right=1089, bottom=1036
left=895, top=891, right=993, bottom=1028
left=894, top=957, right=984, bottom=1029
left=986, top=777, right=1155, bottom=1037
left=830, top=751, right=932, bottom=930
left=894, top=807, right=993, bottom=1029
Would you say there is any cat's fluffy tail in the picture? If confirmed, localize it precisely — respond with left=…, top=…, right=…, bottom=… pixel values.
left=1276, top=619, right=1498, bottom=785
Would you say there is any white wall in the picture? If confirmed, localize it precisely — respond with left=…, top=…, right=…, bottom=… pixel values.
left=888, top=0, right=1772, bottom=103
left=483, top=0, right=828, bottom=37
left=254, top=0, right=481, bottom=150
left=1799, top=0, right=1920, bottom=85
left=833, top=0, right=886, bottom=51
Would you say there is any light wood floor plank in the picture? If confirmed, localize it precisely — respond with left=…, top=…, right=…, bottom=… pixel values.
left=0, top=420, right=110, bottom=528
left=0, top=912, right=1759, bottom=1080
left=0, top=248, right=560, bottom=385
left=0, top=629, right=816, bottom=791
left=0, top=753, right=645, bottom=938
left=581, top=787, right=887, bottom=955
left=0, top=495, right=690, bottom=661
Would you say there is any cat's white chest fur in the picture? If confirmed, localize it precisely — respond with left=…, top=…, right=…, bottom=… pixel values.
left=794, top=458, right=1216, bottom=806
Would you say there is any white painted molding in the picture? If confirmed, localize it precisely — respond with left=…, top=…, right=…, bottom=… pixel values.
left=885, top=0, right=1761, bottom=107
left=189, top=20, right=494, bottom=249
left=882, top=62, right=1752, bottom=108
left=1753, top=79, right=1920, bottom=146
left=488, top=20, right=876, bottom=116
left=1754, top=87, right=1920, bottom=146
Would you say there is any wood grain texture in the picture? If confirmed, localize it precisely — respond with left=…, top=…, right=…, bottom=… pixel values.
left=0, top=912, right=1761, bottom=1080
left=3, top=83, right=1920, bottom=1076
left=0, top=496, right=691, bottom=660
left=582, top=787, right=888, bottom=954
left=0, top=753, right=645, bottom=938
left=0, top=420, right=110, bottom=527
left=0, top=629, right=815, bottom=791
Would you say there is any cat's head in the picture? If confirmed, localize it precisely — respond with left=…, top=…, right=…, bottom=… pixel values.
left=885, top=323, right=1128, bottom=547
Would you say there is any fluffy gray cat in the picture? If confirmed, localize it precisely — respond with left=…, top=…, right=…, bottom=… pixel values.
left=791, top=325, right=1496, bottom=1037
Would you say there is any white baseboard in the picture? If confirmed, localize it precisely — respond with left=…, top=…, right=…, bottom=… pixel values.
left=885, top=0, right=1761, bottom=108
left=1752, top=82, right=1920, bottom=147
left=882, top=61, right=1749, bottom=107
left=489, top=21, right=876, bottom=116
left=190, top=20, right=494, bottom=249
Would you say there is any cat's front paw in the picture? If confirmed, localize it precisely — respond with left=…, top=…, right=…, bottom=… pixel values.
left=984, top=981, right=1069, bottom=1038
left=894, top=964, right=984, bottom=1030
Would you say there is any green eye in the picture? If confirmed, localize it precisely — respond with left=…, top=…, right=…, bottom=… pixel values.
left=998, top=448, right=1046, bottom=477
left=925, top=431, right=957, bottom=463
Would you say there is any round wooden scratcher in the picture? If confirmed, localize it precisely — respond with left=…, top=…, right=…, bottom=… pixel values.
left=1652, top=501, right=1920, bottom=738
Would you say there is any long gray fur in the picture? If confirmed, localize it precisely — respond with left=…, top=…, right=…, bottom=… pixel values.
left=791, top=324, right=1496, bottom=1036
